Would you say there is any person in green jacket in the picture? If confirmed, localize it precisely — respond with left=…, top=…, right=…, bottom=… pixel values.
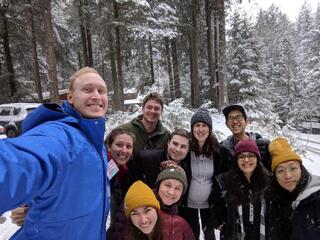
left=119, top=92, right=170, bottom=152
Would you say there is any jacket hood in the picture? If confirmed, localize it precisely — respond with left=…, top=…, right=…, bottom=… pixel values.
left=22, top=102, right=69, bottom=133
left=292, top=174, right=320, bottom=209
left=22, top=101, right=106, bottom=153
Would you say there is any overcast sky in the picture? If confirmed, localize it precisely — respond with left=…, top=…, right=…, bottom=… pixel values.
left=240, top=0, right=319, bottom=21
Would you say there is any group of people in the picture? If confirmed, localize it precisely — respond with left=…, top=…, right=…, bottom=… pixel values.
left=0, top=67, right=319, bottom=240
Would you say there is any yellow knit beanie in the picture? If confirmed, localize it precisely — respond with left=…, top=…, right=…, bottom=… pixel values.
left=269, top=137, right=302, bottom=172
left=124, top=180, right=160, bottom=218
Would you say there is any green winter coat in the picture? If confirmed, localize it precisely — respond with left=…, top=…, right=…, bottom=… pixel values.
left=119, top=115, right=170, bottom=152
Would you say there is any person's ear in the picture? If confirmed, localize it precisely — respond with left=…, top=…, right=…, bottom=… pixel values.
left=67, top=92, right=73, bottom=104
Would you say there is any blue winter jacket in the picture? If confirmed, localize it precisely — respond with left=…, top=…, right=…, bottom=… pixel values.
left=0, top=101, right=109, bottom=239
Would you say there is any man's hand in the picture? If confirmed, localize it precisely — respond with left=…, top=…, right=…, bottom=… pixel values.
left=0, top=215, right=6, bottom=224
left=11, top=205, right=29, bottom=226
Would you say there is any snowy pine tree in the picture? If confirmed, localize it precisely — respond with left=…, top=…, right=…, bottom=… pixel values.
left=227, top=9, right=277, bottom=123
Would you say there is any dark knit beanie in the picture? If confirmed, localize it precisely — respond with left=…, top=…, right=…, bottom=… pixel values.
left=156, top=160, right=188, bottom=195
left=234, top=139, right=261, bottom=160
left=191, top=108, right=212, bottom=131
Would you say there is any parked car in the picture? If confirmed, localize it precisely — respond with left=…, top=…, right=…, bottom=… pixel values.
left=300, top=116, right=320, bottom=134
left=0, top=103, right=40, bottom=138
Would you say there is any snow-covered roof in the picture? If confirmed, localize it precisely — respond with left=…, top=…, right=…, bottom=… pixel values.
left=0, top=103, right=41, bottom=108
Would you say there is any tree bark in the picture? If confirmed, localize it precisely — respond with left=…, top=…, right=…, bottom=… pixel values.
left=113, top=0, right=124, bottom=110
left=190, top=0, right=201, bottom=108
left=78, top=0, right=93, bottom=67
left=205, top=0, right=217, bottom=105
left=165, top=37, right=175, bottom=100
left=0, top=7, right=16, bottom=97
left=216, top=0, right=228, bottom=108
left=28, top=2, right=43, bottom=102
left=148, top=36, right=155, bottom=85
left=42, top=0, right=59, bottom=103
left=108, top=31, right=120, bottom=110
left=171, top=38, right=181, bottom=98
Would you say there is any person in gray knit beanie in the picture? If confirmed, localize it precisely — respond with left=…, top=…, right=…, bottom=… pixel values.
left=191, top=108, right=212, bottom=131
left=155, top=160, right=188, bottom=195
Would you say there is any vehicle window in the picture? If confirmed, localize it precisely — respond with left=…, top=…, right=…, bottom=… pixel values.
left=13, top=107, right=21, bottom=115
left=0, top=108, right=11, bottom=116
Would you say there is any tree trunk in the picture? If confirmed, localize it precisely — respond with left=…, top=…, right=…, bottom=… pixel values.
left=171, top=38, right=181, bottom=98
left=165, top=37, right=175, bottom=100
left=28, top=2, right=43, bottom=102
left=42, top=0, right=59, bottom=103
left=205, top=0, right=217, bottom=105
left=0, top=8, right=16, bottom=97
left=114, top=0, right=124, bottom=110
left=190, top=0, right=201, bottom=108
left=108, top=32, right=120, bottom=111
left=216, top=0, right=228, bottom=108
left=78, top=0, right=93, bottom=67
left=148, top=36, right=155, bottom=85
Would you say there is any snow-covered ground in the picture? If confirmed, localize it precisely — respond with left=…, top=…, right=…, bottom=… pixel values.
left=1, top=112, right=319, bottom=239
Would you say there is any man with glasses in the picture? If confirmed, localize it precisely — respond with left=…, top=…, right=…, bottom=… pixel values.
left=119, top=92, right=170, bottom=153
left=220, top=104, right=271, bottom=171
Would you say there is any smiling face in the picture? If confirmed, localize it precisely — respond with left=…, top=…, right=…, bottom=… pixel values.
left=275, top=161, right=302, bottom=192
left=108, top=133, right=133, bottom=166
left=158, top=179, right=183, bottom=206
left=142, top=99, right=162, bottom=125
left=68, top=72, right=108, bottom=118
left=226, top=110, right=247, bottom=136
left=192, top=122, right=210, bottom=145
left=130, top=206, right=158, bottom=235
left=237, top=152, right=257, bottom=180
left=167, top=135, right=189, bottom=163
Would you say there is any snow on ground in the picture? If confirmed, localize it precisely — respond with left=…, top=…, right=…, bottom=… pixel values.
left=1, top=111, right=319, bottom=239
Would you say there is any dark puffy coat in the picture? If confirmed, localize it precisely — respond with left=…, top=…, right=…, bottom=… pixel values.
left=119, top=115, right=170, bottom=153
left=211, top=172, right=268, bottom=240
left=266, top=171, right=320, bottom=240
left=220, top=132, right=272, bottom=171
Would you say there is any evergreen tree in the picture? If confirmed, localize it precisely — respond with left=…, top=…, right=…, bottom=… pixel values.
left=227, top=8, right=276, bottom=123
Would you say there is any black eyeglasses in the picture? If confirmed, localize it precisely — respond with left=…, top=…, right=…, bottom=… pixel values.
left=227, top=114, right=244, bottom=122
left=237, top=153, right=256, bottom=161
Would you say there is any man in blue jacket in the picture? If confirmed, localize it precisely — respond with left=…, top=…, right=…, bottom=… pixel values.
left=0, top=67, right=110, bottom=239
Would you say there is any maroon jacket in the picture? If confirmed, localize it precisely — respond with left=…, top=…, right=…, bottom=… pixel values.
left=160, top=210, right=195, bottom=240
left=117, top=210, right=195, bottom=240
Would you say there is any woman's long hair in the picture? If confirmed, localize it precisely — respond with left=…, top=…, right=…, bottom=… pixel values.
left=191, top=131, right=220, bottom=158
left=224, top=159, right=270, bottom=205
left=127, top=210, right=162, bottom=240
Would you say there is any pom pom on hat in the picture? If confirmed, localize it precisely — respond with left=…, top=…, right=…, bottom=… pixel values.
left=156, top=160, right=188, bottom=195
left=234, top=138, right=261, bottom=160
left=269, top=137, right=301, bottom=172
left=124, top=181, right=160, bottom=218
left=191, top=108, right=212, bottom=131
